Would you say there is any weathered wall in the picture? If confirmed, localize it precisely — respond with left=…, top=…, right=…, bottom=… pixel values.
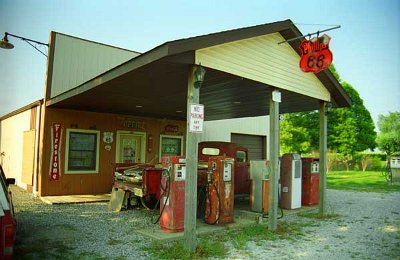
left=39, top=108, right=186, bottom=196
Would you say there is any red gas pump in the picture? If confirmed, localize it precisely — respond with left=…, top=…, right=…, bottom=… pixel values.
left=205, top=156, right=234, bottom=224
left=159, top=156, right=186, bottom=232
left=301, top=158, right=320, bottom=206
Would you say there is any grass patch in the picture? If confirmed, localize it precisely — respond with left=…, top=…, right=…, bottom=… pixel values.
left=142, top=238, right=227, bottom=259
left=228, top=224, right=278, bottom=249
left=108, top=238, right=124, bottom=246
left=226, top=221, right=306, bottom=249
left=76, top=252, right=107, bottom=260
left=327, top=171, right=400, bottom=192
left=142, top=221, right=307, bottom=259
left=14, top=238, right=74, bottom=259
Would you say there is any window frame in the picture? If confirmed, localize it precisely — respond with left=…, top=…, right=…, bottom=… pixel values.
left=159, top=135, right=184, bottom=159
left=65, top=128, right=100, bottom=174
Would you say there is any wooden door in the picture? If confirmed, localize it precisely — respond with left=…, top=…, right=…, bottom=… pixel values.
left=117, top=134, right=142, bottom=163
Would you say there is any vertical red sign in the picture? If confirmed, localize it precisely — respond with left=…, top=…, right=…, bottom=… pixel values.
left=49, top=123, right=62, bottom=181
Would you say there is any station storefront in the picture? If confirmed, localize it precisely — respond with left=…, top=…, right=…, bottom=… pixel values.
left=1, top=19, right=351, bottom=200
left=40, top=107, right=186, bottom=195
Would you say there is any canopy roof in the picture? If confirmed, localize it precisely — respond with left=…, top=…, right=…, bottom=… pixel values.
left=46, top=19, right=351, bottom=121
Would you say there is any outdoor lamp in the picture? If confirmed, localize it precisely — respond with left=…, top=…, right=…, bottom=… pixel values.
left=0, top=32, right=49, bottom=57
left=325, top=102, right=332, bottom=115
left=194, top=65, right=206, bottom=88
left=0, top=33, right=14, bottom=49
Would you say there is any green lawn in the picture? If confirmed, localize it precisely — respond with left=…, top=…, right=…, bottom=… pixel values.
left=327, top=171, right=400, bottom=192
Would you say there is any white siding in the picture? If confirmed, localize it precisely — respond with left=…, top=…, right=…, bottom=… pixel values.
left=0, top=110, right=32, bottom=189
left=200, top=116, right=271, bottom=160
left=50, top=33, right=140, bottom=98
left=196, top=32, right=330, bottom=101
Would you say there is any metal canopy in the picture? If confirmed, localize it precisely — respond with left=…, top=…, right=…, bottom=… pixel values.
left=46, top=20, right=351, bottom=121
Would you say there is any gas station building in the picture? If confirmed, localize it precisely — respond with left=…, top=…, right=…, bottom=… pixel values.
left=0, top=19, right=350, bottom=198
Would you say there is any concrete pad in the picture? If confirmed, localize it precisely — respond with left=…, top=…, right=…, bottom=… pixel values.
left=40, top=193, right=111, bottom=205
left=137, top=206, right=318, bottom=241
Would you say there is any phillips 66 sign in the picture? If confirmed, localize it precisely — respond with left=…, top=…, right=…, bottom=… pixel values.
left=299, top=34, right=333, bottom=74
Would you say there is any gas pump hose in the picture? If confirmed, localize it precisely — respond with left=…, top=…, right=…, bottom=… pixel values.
left=204, top=182, right=222, bottom=225
left=262, top=188, right=284, bottom=220
left=152, top=168, right=171, bottom=224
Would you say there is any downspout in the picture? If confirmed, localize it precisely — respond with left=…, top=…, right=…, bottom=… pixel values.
left=32, top=99, right=43, bottom=197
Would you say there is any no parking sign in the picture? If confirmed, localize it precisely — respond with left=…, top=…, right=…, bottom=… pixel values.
left=189, top=104, right=204, bottom=133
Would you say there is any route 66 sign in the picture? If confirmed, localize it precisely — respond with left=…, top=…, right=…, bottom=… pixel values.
left=299, top=34, right=333, bottom=74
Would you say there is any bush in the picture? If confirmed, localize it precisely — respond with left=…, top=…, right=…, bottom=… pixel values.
left=369, top=158, right=385, bottom=171
left=352, top=152, right=386, bottom=171
left=328, top=152, right=386, bottom=172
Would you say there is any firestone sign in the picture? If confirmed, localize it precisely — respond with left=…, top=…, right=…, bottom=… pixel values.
left=49, top=123, right=62, bottom=181
left=299, top=34, right=333, bottom=74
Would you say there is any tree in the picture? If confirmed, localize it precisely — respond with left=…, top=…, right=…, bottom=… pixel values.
left=328, top=82, right=376, bottom=152
left=280, top=65, right=377, bottom=162
left=329, top=64, right=341, bottom=82
left=376, top=112, right=400, bottom=155
left=280, top=112, right=318, bottom=154
left=341, top=82, right=377, bottom=151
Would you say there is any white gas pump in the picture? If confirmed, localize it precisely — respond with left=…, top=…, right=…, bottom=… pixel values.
left=250, top=160, right=270, bottom=213
left=390, top=157, right=400, bottom=184
left=280, top=154, right=302, bottom=209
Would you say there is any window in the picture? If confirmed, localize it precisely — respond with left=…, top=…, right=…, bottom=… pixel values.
left=236, top=151, right=247, bottom=163
left=159, top=135, right=183, bottom=158
left=201, top=148, right=220, bottom=156
left=65, top=129, right=100, bottom=173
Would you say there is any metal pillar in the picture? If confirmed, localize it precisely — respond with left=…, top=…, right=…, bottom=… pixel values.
left=268, top=90, right=280, bottom=230
left=319, top=101, right=327, bottom=214
left=183, top=66, right=199, bottom=251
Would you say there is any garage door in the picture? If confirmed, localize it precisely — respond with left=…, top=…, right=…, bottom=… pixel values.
left=231, top=133, right=266, bottom=160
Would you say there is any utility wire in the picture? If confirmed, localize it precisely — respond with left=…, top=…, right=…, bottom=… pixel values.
left=278, top=25, right=341, bottom=45
left=23, top=40, right=48, bottom=57
left=294, top=23, right=341, bottom=27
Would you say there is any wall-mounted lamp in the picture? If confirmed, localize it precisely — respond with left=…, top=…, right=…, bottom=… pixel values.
left=0, top=32, right=49, bottom=57
left=325, top=102, right=332, bottom=115
left=194, top=64, right=206, bottom=88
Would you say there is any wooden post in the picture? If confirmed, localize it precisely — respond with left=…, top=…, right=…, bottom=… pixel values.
left=319, top=101, right=327, bottom=214
left=183, top=66, right=199, bottom=252
left=268, top=90, right=280, bottom=230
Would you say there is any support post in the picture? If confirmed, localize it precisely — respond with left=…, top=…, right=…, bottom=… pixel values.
left=268, top=90, right=280, bottom=230
left=319, top=101, right=327, bottom=214
left=183, top=66, right=199, bottom=252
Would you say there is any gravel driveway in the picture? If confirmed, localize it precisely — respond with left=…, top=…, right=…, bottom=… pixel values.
left=12, top=186, right=400, bottom=259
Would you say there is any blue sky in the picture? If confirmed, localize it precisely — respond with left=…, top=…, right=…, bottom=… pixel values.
left=0, top=0, right=399, bottom=129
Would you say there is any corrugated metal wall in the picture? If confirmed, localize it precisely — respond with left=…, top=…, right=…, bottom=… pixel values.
left=231, top=133, right=265, bottom=160
left=50, top=33, right=140, bottom=98
left=200, top=116, right=269, bottom=159
left=0, top=110, right=32, bottom=189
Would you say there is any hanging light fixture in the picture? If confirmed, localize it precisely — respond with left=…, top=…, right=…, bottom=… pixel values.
left=0, top=32, right=48, bottom=57
left=0, top=33, right=14, bottom=49
left=194, top=64, right=206, bottom=88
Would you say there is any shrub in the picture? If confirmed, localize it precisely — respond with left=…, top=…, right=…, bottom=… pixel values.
left=354, top=152, right=386, bottom=171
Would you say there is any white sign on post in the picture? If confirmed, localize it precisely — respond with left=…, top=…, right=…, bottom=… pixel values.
left=189, top=104, right=204, bottom=133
